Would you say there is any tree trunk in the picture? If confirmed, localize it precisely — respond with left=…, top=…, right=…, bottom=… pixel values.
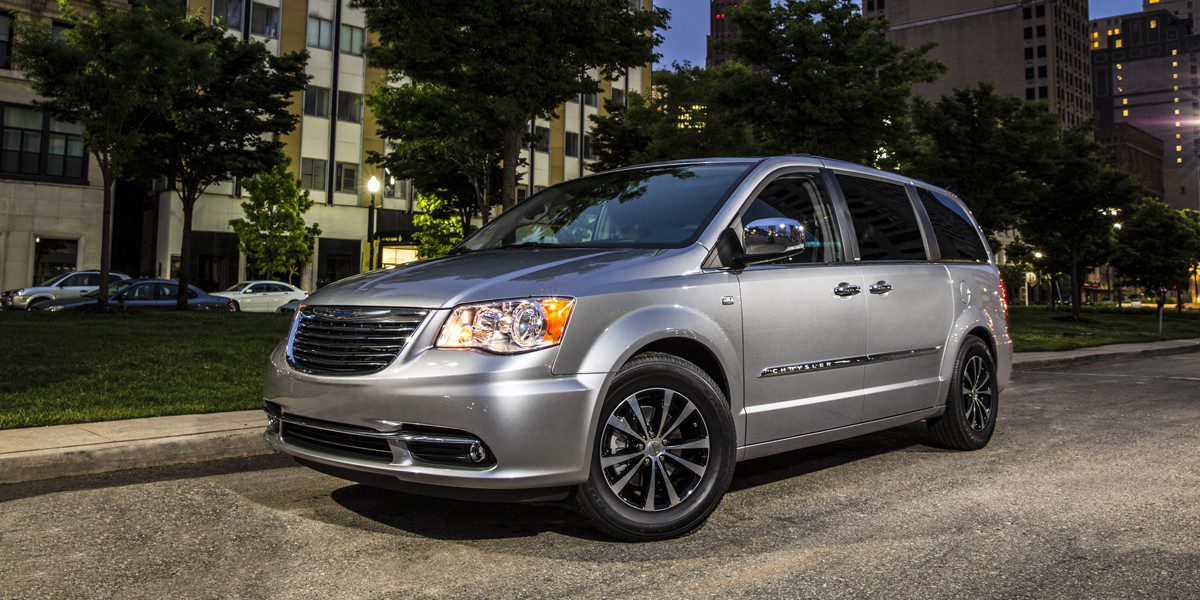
left=1070, top=249, right=1081, bottom=321
left=97, top=166, right=114, bottom=311
left=500, top=119, right=528, bottom=210
left=176, top=196, right=195, bottom=311
left=1177, top=284, right=1183, bottom=314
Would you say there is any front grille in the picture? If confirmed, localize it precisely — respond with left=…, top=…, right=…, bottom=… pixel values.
left=280, top=415, right=394, bottom=462
left=287, top=306, right=428, bottom=375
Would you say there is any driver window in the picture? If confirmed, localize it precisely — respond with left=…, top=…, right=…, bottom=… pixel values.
left=60, top=274, right=86, bottom=287
left=126, top=284, right=156, bottom=300
left=739, top=173, right=842, bottom=265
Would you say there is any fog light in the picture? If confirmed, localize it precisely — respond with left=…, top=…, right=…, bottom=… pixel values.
left=469, top=441, right=488, bottom=464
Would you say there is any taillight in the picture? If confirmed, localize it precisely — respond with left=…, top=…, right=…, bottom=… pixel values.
left=997, top=277, right=1010, bottom=321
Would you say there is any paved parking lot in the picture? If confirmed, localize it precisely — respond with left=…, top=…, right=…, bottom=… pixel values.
left=2, top=354, right=1199, bottom=599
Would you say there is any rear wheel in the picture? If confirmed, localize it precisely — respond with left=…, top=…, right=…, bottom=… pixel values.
left=927, top=336, right=997, bottom=450
left=573, top=352, right=735, bottom=541
left=229, top=300, right=241, bottom=312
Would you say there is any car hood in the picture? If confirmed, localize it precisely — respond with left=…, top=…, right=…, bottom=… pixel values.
left=304, top=246, right=705, bottom=309
left=210, top=292, right=240, bottom=299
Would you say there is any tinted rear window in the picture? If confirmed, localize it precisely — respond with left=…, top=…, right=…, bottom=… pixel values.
left=916, top=188, right=989, bottom=263
left=837, top=175, right=928, bottom=262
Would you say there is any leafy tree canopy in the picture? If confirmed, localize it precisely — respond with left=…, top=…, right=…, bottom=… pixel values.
left=355, top=0, right=669, bottom=207
left=1111, top=199, right=1200, bottom=304
left=898, top=84, right=1061, bottom=236
left=229, top=156, right=322, bottom=283
left=725, top=0, right=945, bottom=162
left=412, top=193, right=464, bottom=259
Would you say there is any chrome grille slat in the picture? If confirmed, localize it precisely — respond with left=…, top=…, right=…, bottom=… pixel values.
left=287, top=306, right=427, bottom=376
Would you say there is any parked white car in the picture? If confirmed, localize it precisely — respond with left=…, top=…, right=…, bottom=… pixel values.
left=2, top=270, right=131, bottom=310
left=211, top=281, right=307, bottom=312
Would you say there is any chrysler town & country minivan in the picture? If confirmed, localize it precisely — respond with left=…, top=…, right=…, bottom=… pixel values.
left=264, top=156, right=1012, bottom=541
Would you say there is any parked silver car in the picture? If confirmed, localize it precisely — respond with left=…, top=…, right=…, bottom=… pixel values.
left=2, top=270, right=130, bottom=310
left=264, top=157, right=1012, bottom=540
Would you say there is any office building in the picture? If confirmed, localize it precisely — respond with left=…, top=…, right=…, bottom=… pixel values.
left=1096, top=124, right=1166, bottom=197
left=1092, top=8, right=1200, bottom=209
left=707, top=0, right=740, bottom=67
left=873, top=0, right=1093, bottom=129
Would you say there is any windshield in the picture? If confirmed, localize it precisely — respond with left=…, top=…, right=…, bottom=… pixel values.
left=224, top=282, right=251, bottom=292
left=38, top=273, right=70, bottom=287
left=460, top=162, right=756, bottom=251
left=82, top=280, right=132, bottom=299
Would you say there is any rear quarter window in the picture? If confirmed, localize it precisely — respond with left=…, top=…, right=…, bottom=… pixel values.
left=916, top=188, right=990, bottom=263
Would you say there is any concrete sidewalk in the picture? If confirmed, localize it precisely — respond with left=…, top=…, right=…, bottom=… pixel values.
left=3, top=336, right=1200, bottom=485
left=1013, top=337, right=1200, bottom=370
left=0, top=411, right=268, bottom=484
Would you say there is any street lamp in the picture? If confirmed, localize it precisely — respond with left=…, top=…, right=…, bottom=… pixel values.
left=366, top=175, right=381, bottom=269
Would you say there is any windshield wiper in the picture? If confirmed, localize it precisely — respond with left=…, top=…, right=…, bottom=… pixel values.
left=445, top=247, right=477, bottom=256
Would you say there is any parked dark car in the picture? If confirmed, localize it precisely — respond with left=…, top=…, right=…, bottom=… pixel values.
left=33, top=279, right=230, bottom=312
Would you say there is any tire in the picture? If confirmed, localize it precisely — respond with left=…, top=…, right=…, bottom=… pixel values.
left=229, top=300, right=241, bottom=312
left=573, top=352, right=736, bottom=541
left=25, top=298, right=49, bottom=311
left=927, top=336, right=998, bottom=450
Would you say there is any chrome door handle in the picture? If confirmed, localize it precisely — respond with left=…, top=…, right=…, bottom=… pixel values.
left=869, top=281, right=894, bottom=295
left=833, top=283, right=861, bottom=297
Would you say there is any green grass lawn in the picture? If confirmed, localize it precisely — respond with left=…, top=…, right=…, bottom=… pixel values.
left=0, top=311, right=291, bottom=429
left=1008, top=305, right=1200, bottom=352
left=3, top=305, right=1200, bottom=430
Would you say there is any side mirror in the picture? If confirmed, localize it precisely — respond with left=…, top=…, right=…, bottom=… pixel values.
left=738, top=218, right=807, bottom=266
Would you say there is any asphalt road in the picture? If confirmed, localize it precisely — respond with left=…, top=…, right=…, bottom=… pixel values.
left=3, top=354, right=1199, bottom=599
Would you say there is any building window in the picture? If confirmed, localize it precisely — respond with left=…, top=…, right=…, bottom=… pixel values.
left=565, top=131, right=579, bottom=157
left=1115, top=39, right=1123, bottom=48
left=51, top=22, right=72, bottom=41
left=1035, top=5, right=1043, bottom=17
left=533, top=126, right=550, bottom=152
left=1036, top=25, right=1045, bottom=37
left=335, top=162, right=358, bottom=193
left=611, top=88, right=626, bottom=107
left=1123, top=109, right=1129, bottom=116
left=1038, top=65, right=1047, bottom=78
left=303, top=86, right=330, bottom=118
left=1026, top=88, right=1035, bottom=100
left=300, top=158, right=326, bottom=190
left=306, top=16, right=333, bottom=50
left=583, top=92, right=599, bottom=107
left=340, top=24, right=364, bottom=56
left=1151, top=19, right=1159, bottom=28
left=213, top=0, right=244, bottom=30
left=46, top=118, right=84, bottom=178
left=1024, top=27, right=1033, bottom=40
left=1025, top=67, right=1035, bottom=80
left=1, top=106, right=86, bottom=181
left=0, top=13, right=12, bottom=69
left=582, top=134, right=594, bottom=160
left=1037, top=45, right=1047, bottom=58
left=249, top=2, right=279, bottom=38
left=1024, top=47, right=1034, bottom=60
left=337, top=91, right=362, bottom=123
left=33, top=237, right=78, bottom=285
left=1038, top=86, right=1048, bottom=99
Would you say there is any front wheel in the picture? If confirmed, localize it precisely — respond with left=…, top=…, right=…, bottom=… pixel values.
left=927, top=336, right=998, bottom=450
left=573, top=352, right=736, bottom=541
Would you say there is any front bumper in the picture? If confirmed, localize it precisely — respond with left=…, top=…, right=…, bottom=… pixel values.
left=264, top=323, right=609, bottom=493
left=1, top=295, right=29, bottom=309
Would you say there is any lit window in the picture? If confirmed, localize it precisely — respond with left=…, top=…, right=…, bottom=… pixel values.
left=1177, top=145, right=1184, bottom=151
left=1174, top=73, right=1180, bottom=79
left=1174, top=61, right=1180, bottom=67
left=1093, top=41, right=1100, bottom=48
left=1114, top=28, right=1121, bottom=35
left=1093, top=32, right=1099, bottom=39
left=1176, top=97, right=1181, bottom=102
left=1177, top=121, right=1183, bottom=127
left=1173, top=49, right=1179, bottom=55
left=1116, top=63, right=1123, bottom=70
left=1115, top=40, right=1123, bottom=48
left=1152, top=20, right=1158, bottom=28
left=1122, top=109, right=1129, bottom=116
left=1122, top=98, right=1128, bottom=105
left=1178, top=158, right=1184, bottom=163
left=1107, top=29, right=1113, bottom=35
left=1176, top=109, right=1182, bottom=115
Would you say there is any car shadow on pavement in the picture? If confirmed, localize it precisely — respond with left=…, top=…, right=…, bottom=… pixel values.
left=326, top=421, right=942, bottom=543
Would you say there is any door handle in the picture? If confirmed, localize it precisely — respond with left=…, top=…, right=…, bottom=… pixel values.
left=869, top=281, right=894, bottom=295
left=833, top=283, right=861, bottom=297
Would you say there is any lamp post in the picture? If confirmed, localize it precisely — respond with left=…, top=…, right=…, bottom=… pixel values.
left=366, top=175, right=381, bottom=270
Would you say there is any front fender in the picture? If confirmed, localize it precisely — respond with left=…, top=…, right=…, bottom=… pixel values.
left=553, top=290, right=745, bottom=448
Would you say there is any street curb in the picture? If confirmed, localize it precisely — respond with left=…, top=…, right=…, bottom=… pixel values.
left=0, top=427, right=274, bottom=485
left=1013, top=340, right=1200, bottom=371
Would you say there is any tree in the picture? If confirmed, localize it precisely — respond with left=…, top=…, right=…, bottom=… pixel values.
left=898, top=84, right=1061, bottom=237
left=724, top=0, right=945, bottom=162
left=229, top=157, right=322, bottom=283
left=367, top=82, right=501, bottom=235
left=12, top=0, right=192, bottom=309
left=356, top=0, right=669, bottom=209
left=1019, top=128, right=1143, bottom=320
left=1111, top=200, right=1200, bottom=322
left=590, top=63, right=759, bottom=169
left=412, top=193, right=464, bottom=259
left=145, top=19, right=308, bottom=309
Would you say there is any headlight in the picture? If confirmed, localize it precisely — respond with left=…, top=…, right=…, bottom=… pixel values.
left=14, top=289, right=26, bottom=296
left=436, top=297, right=575, bottom=354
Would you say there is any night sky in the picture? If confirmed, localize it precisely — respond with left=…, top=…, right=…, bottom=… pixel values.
left=656, top=0, right=1148, bottom=67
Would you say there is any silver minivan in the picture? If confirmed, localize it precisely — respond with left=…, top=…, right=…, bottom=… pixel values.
left=264, top=156, right=1012, bottom=541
